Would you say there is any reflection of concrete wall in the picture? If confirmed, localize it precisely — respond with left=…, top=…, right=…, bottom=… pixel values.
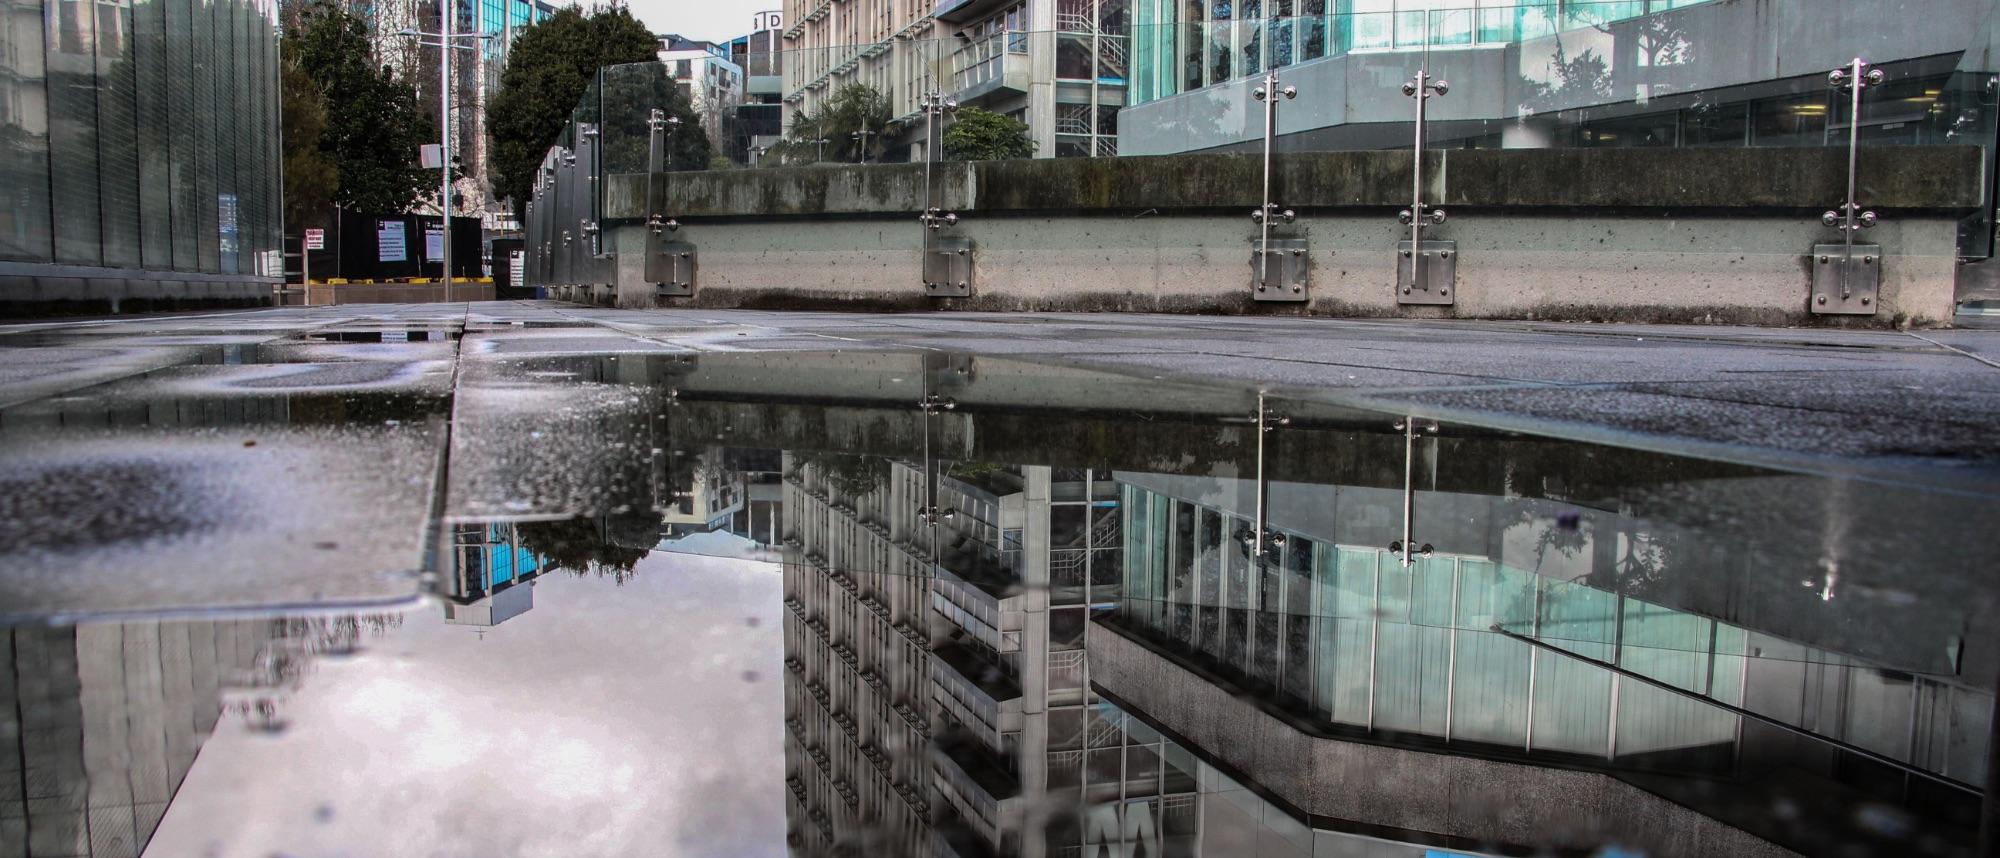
left=1121, top=0, right=1991, bottom=155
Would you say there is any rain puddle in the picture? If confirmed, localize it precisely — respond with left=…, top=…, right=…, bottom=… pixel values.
left=1, top=342, right=1995, bottom=857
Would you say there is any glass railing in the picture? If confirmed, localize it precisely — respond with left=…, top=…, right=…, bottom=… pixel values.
left=588, top=1, right=2000, bottom=162
left=523, top=0, right=2000, bottom=295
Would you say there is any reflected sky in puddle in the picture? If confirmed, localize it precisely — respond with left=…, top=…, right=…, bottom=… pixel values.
left=2, top=342, right=1996, bottom=857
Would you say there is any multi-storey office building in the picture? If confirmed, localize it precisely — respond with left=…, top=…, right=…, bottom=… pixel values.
left=1119, top=0, right=1999, bottom=163
left=728, top=11, right=788, bottom=163
left=778, top=0, right=1132, bottom=159
left=0, top=0, right=283, bottom=309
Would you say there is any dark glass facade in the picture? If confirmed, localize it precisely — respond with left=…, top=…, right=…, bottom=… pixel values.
left=0, top=0, right=282, bottom=307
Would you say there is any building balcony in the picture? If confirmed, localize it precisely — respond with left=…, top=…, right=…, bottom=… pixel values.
left=932, top=641, right=1022, bottom=706
left=933, top=729, right=1023, bottom=804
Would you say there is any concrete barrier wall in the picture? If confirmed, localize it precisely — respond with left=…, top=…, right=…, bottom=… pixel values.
left=304, top=283, right=496, bottom=305
left=544, top=147, right=1984, bottom=326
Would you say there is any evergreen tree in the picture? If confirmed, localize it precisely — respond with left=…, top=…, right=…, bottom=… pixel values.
left=488, top=8, right=709, bottom=217
left=288, top=2, right=433, bottom=214
left=280, top=47, right=338, bottom=229
left=944, top=107, right=1036, bottom=161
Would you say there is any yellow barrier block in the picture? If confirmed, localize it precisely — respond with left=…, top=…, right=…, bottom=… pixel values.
left=328, top=278, right=348, bottom=285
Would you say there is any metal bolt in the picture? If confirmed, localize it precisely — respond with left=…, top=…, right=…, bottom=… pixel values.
left=1257, top=285, right=1267, bottom=292
left=1817, top=295, right=1828, bottom=305
left=1818, top=255, right=1829, bottom=263
left=1863, top=256, right=1875, bottom=265
left=1861, top=296, right=1872, bottom=305
left=1292, top=285, right=1303, bottom=293
left=1403, top=286, right=1412, bottom=294
left=1439, top=250, right=1452, bottom=259
left=1440, top=288, right=1449, bottom=296
left=1401, top=250, right=1412, bottom=258
left=958, top=249, right=968, bottom=255
left=1292, top=249, right=1304, bottom=257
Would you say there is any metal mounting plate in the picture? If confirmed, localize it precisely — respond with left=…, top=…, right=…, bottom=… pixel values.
left=1810, top=243, right=1880, bottom=316
left=1252, top=238, right=1309, bottom=302
left=923, top=237, right=973, bottom=298
left=1396, top=239, right=1457, bottom=305
left=647, top=240, right=696, bottom=296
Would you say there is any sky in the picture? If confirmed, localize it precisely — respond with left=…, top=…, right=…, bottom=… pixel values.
left=146, top=552, right=789, bottom=858
left=622, top=0, right=778, bottom=44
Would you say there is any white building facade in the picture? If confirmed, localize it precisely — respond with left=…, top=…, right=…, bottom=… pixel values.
left=659, top=35, right=746, bottom=153
left=779, top=0, right=1130, bottom=160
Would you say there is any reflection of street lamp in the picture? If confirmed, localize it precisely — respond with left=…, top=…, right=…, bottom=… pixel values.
left=749, top=144, right=773, bottom=167
left=395, top=22, right=494, bottom=286
left=813, top=137, right=830, bottom=161
left=851, top=128, right=875, bottom=163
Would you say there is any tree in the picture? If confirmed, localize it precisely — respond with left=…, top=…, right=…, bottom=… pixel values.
left=516, top=515, right=654, bottom=584
left=281, top=49, right=338, bottom=230
left=944, top=107, right=1035, bottom=161
left=288, top=2, right=434, bottom=214
left=767, top=84, right=895, bottom=165
left=488, top=8, right=707, bottom=217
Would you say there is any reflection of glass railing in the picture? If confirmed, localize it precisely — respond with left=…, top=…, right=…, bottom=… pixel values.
left=1113, top=481, right=1993, bottom=793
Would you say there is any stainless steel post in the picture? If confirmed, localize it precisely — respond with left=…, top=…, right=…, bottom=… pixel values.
left=1251, top=71, right=1296, bottom=284
left=918, top=93, right=959, bottom=231
left=1821, top=59, right=1882, bottom=305
left=646, top=109, right=679, bottom=236
left=1253, top=393, right=1267, bottom=562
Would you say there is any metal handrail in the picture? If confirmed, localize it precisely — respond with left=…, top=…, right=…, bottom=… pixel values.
left=1491, top=624, right=1981, bottom=797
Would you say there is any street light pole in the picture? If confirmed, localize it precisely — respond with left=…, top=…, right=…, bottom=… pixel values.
left=440, top=0, right=451, bottom=288
left=396, top=22, right=491, bottom=291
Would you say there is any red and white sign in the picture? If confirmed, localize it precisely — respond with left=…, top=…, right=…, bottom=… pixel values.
left=304, top=228, right=326, bottom=250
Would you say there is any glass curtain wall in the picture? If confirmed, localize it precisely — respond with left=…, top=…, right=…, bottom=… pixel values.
left=0, top=0, right=281, bottom=278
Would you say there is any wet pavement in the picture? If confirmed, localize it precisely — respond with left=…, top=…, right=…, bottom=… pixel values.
left=0, top=302, right=1997, bottom=857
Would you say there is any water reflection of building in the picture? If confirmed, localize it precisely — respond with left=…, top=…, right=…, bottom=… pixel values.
left=445, top=522, right=551, bottom=627
left=781, top=453, right=936, bottom=856
left=663, top=448, right=750, bottom=538
left=1108, top=471, right=1990, bottom=854
left=780, top=451, right=1206, bottom=857
left=1, top=614, right=385, bottom=857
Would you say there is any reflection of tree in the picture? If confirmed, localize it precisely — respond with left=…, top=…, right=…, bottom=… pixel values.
left=1517, top=13, right=1696, bottom=115
left=794, top=452, right=891, bottom=497
left=517, top=514, right=655, bottom=584
left=1517, top=41, right=1613, bottom=114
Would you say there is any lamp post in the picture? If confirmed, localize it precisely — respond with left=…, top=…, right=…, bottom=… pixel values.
left=851, top=127, right=874, bottom=163
left=397, top=20, right=493, bottom=287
